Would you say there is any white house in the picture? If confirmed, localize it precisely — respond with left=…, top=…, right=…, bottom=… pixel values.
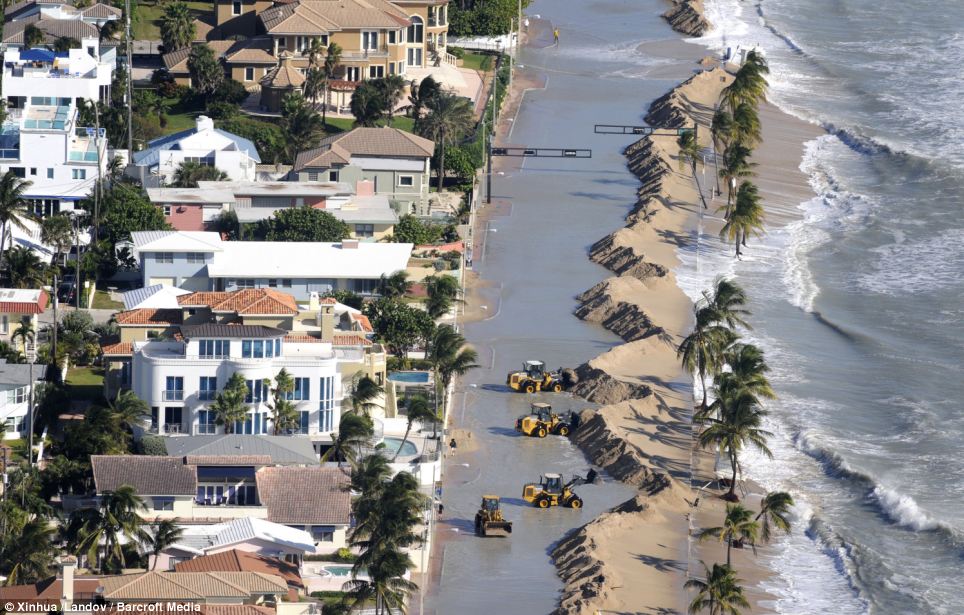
left=131, top=323, right=343, bottom=446
left=131, top=116, right=261, bottom=186
left=0, top=45, right=112, bottom=215
left=131, top=230, right=413, bottom=300
left=0, top=361, right=45, bottom=439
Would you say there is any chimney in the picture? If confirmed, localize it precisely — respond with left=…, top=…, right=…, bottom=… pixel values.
left=319, top=302, right=335, bottom=342
left=355, top=180, right=374, bottom=197
left=196, top=115, right=214, bottom=132
left=308, top=291, right=320, bottom=312
left=342, top=239, right=359, bottom=249
left=59, top=556, right=78, bottom=609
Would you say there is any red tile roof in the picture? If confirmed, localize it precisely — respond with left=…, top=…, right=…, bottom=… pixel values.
left=0, top=577, right=101, bottom=601
left=319, top=297, right=337, bottom=305
left=175, top=550, right=303, bottom=589
left=0, top=289, right=48, bottom=314
left=283, top=335, right=325, bottom=343
left=349, top=313, right=373, bottom=332
left=255, top=466, right=351, bottom=525
left=332, top=334, right=372, bottom=347
left=180, top=289, right=298, bottom=316
left=101, top=341, right=134, bottom=356
left=115, top=308, right=183, bottom=326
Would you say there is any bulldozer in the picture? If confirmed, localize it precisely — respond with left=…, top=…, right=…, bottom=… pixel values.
left=516, top=402, right=576, bottom=438
left=474, top=495, right=513, bottom=537
left=506, top=360, right=566, bottom=393
left=522, top=470, right=598, bottom=509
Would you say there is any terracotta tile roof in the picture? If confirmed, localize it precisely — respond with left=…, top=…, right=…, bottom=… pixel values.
left=256, top=466, right=351, bottom=525
left=192, top=15, right=214, bottom=42
left=0, top=288, right=48, bottom=314
left=294, top=127, right=434, bottom=171
left=163, top=40, right=236, bottom=73
left=333, top=334, right=372, bottom=347
left=98, top=571, right=286, bottom=601
left=92, top=456, right=197, bottom=496
left=114, top=308, right=183, bottom=326
left=349, top=313, right=373, bottom=332
left=319, top=297, right=337, bottom=305
left=0, top=578, right=101, bottom=601
left=283, top=335, right=325, bottom=343
left=260, top=0, right=410, bottom=34
left=101, top=341, right=133, bottom=356
left=223, top=37, right=276, bottom=64
left=175, top=550, right=304, bottom=589
left=201, top=607, right=275, bottom=615
left=179, top=289, right=298, bottom=316
left=260, top=54, right=306, bottom=89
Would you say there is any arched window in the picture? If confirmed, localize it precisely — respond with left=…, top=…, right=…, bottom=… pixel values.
left=407, top=15, right=423, bottom=44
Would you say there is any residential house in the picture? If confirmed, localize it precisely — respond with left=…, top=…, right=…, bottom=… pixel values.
left=174, top=550, right=305, bottom=600
left=161, top=38, right=276, bottom=88
left=0, top=558, right=100, bottom=610
left=88, top=455, right=352, bottom=549
left=96, top=570, right=288, bottom=605
left=148, top=179, right=398, bottom=240
left=130, top=116, right=261, bottom=186
left=0, top=45, right=113, bottom=215
left=161, top=434, right=321, bottom=465
left=0, top=360, right=45, bottom=439
left=130, top=230, right=413, bottom=299
left=0, top=288, right=47, bottom=355
left=3, top=0, right=120, bottom=51
left=291, top=127, right=434, bottom=214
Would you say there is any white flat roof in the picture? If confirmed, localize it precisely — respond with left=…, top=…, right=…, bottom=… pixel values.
left=147, top=188, right=236, bottom=204
left=196, top=180, right=354, bottom=197
left=132, top=230, right=224, bottom=253
left=206, top=241, right=413, bottom=279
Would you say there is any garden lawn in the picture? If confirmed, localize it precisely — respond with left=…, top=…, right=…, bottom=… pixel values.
left=65, top=367, right=105, bottom=402
left=460, top=52, right=493, bottom=72
left=323, top=115, right=415, bottom=135
left=92, top=290, right=123, bottom=310
left=133, top=1, right=213, bottom=40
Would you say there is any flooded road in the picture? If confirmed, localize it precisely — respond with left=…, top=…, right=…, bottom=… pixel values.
left=423, top=1, right=695, bottom=612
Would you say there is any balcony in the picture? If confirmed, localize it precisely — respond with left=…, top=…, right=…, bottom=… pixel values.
left=162, top=390, right=184, bottom=401
left=198, top=391, right=216, bottom=401
left=428, top=16, right=447, bottom=27
left=147, top=423, right=184, bottom=434
left=341, top=45, right=390, bottom=61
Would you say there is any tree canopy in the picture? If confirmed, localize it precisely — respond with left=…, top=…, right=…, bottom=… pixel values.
left=187, top=44, right=224, bottom=100
left=254, top=206, right=351, bottom=242
left=363, top=298, right=436, bottom=357
left=97, top=183, right=171, bottom=246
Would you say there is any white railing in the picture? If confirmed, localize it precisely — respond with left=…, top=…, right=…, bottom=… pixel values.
left=443, top=52, right=458, bottom=66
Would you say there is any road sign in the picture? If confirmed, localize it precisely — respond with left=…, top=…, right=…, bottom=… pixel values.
left=489, top=147, right=591, bottom=158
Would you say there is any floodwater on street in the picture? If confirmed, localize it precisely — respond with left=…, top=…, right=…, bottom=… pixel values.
left=422, top=1, right=695, bottom=613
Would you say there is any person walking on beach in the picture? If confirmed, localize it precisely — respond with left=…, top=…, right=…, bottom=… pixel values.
left=553, top=28, right=560, bottom=44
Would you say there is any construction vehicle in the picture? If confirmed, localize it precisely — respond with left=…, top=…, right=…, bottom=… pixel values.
left=474, top=495, right=513, bottom=537
left=522, top=470, right=598, bottom=509
left=506, top=360, right=566, bottom=393
left=516, top=402, right=575, bottom=438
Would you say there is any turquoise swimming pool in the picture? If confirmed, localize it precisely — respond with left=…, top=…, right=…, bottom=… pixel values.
left=388, top=371, right=431, bottom=384
left=381, top=436, right=418, bottom=456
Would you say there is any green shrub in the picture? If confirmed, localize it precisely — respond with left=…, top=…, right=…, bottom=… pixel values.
left=140, top=435, right=167, bottom=456
left=448, top=46, right=465, bottom=59
left=479, top=55, right=494, bottom=71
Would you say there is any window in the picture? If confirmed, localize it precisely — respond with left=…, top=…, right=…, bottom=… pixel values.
left=244, top=66, right=254, bottom=81
left=234, top=412, right=267, bottom=434
left=311, top=526, right=335, bottom=543
left=328, top=170, right=339, bottom=182
left=362, top=31, right=378, bottom=51
left=407, top=15, right=423, bottom=43
left=199, top=376, right=217, bottom=400
left=319, top=375, right=335, bottom=431
left=29, top=167, right=36, bottom=176
left=281, top=279, right=292, bottom=287
left=290, top=377, right=310, bottom=401
left=236, top=279, right=255, bottom=289
left=398, top=175, right=414, bottom=187
left=389, top=62, right=396, bottom=76
left=307, top=171, right=319, bottom=181
left=162, top=205, right=172, bottom=216
left=164, top=376, right=184, bottom=401
left=6, top=386, right=27, bottom=404
left=232, top=0, right=241, bottom=14
left=46, top=168, right=53, bottom=179
left=354, top=223, right=374, bottom=238
left=388, top=30, right=397, bottom=44
left=187, top=252, right=205, bottom=263
left=153, top=497, right=174, bottom=512
left=199, top=339, right=228, bottom=358
left=368, top=65, right=384, bottom=79
left=197, top=410, right=217, bottom=434
left=72, top=169, right=86, bottom=180
left=296, top=410, right=310, bottom=434
left=5, top=417, right=25, bottom=435
left=277, top=36, right=287, bottom=50
left=242, top=340, right=252, bottom=358
left=345, top=66, right=360, bottom=81
left=351, top=278, right=379, bottom=295
left=0, top=315, right=8, bottom=334
left=398, top=60, right=406, bottom=74
left=245, top=379, right=267, bottom=403
left=9, top=167, right=25, bottom=178
left=268, top=279, right=278, bottom=288
left=155, top=252, right=174, bottom=263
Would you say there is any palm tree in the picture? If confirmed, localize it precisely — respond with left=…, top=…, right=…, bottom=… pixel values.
left=425, top=274, right=460, bottom=318
left=320, top=43, right=342, bottom=126
left=392, top=396, right=435, bottom=462
left=342, top=548, right=418, bottom=615
left=146, top=519, right=184, bottom=571
left=211, top=373, right=249, bottom=433
left=378, top=75, right=407, bottom=127
left=377, top=270, right=412, bottom=298
left=11, top=318, right=33, bottom=357
left=717, top=143, right=756, bottom=218
left=698, top=503, right=760, bottom=566
left=73, top=485, right=148, bottom=572
left=731, top=102, right=762, bottom=148
left=685, top=561, right=750, bottom=615
left=427, top=325, right=478, bottom=416
left=23, top=25, right=45, bottom=49
left=710, top=108, right=734, bottom=195
left=281, top=93, right=324, bottom=162
left=40, top=214, right=74, bottom=266
left=717, top=343, right=775, bottom=402
left=172, top=161, right=228, bottom=187
left=417, top=92, right=474, bottom=191
left=52, top=36, right=80, bottom=52
left=721, top=54, right=769, bottom=112
left=350, top=453, right=391, bottom=495
left=305, top=37, right=327, bottom=69
left=304, top=68, right=325, bottom=107
left=755, top=491, right=793, bottom=544
left=408, top=76, right=441, bottom=132
left=678, top=305, right=737, bottom=411
left=720, top=181, right=766, bottom=258
left=5, top=246, right=45, bottom=289
left=159, top=1, right=196, bottom=52
left=350, top=373, right=384, bottom=417
left=268, top=369, right=299, bottom=434
left=698, top=392, right=773, bottom=501
left=703, top=277, right=752, bottom=331
left=1, top=519, right=57, bottom=584
left=677, top=129, right=708, bottom=209
left=322, top=412, right=374, bottom=467
left=0, top=172, right=35, bottom=276
left=350, top=82, right=387, bottom=128
left=108, top=389, right=150, bottom=433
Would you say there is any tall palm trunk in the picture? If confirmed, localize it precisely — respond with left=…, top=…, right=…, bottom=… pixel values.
left=728, top=449, right=739, bottom=500
left=0, top=223, right=8, bottom=277
left=691, top=160, right=708, bottom=209
left=734, top=228, right=743, bottom=258
left=699, top=364, right=708, bottom=411
left=322, top=82, right=329, bottom=126
left=393, top=419, right=414, bottom=462
left=437, top=128, right=446, bottom=191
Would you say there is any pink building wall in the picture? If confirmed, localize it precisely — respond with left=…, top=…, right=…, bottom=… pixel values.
left=159, top=203, right=205, bottom=231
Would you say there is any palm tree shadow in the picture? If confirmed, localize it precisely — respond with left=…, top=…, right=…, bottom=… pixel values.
left=634, top=552, right=688, bottom=574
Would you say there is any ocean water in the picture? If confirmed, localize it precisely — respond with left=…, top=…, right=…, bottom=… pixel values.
left=685, top=1, right=964, bottom=613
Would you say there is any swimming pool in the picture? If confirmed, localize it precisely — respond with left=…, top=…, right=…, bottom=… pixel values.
left=321, top=565, right=355, bottom=577
left=387, top=371, right=431, bottom=384
left=381, top=436, right=418, bottom=456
